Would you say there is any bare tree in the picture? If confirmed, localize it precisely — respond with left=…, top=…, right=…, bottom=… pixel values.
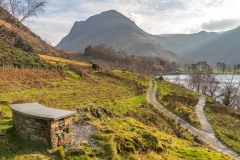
left=201, top=73, right=213, bottom=94
left=186, top=66, right=240, bottom=110
left=0, top=0, right=46, bottom=38
left=219, top=74, right=240, bottom=109
left=187, top=71, right=203, bottom=92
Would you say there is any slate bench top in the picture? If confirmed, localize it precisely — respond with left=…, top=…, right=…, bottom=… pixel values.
left=10, top=103, right=75, bottom=121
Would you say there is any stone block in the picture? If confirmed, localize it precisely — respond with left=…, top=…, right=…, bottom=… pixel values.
left=64, top=134, right=72, bottom=143
left=56, top=130, right=63, bottom=135
left=30, top=135, right=40, bottom=141
left=64, top=117, right=72, bottom=126
left=51, top=120, right=58, bottom=129
left=35, top=122, right=41, bottom=128
left=25, top=120, right=32, bottom=125
left=26, top=128, right=33, bottom=134
left=50, top=128, right=55, bottom=138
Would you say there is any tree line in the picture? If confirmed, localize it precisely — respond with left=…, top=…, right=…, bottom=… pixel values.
left=84, top=44, right=178, bottom=74
left=183, top=61, right=240, bottom=74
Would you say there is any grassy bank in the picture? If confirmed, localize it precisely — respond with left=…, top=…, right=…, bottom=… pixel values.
left=156, top=80, right=201, bottom=128
left=205, top=98, right=240, bottom=153
left=0, top=69, right=232, bottom=159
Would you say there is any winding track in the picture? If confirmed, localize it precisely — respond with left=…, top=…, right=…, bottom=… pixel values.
left=195, top=94, right=214, bottom=134
left=147, top=80, right=240, bottom=160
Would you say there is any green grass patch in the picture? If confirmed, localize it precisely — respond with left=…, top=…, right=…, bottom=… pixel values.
left=205, top=98, right=240, bottom=153
left=156, top=80, right=201, bottom=128
left=0, top=69, right=233, bottom=159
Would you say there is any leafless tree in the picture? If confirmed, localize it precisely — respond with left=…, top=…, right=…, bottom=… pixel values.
left=201, top=73, right=213, bottom=94
left=174, top=75, right=181, bottom=84
left=0, top=0, right=46, bottom=38
left=207, top=76, right=220, bottom=100
left=187, top=71, right=203, bottom=92
left=186, top=68, right=240, bottom=110
left=219, top=74, right=240, bottom=110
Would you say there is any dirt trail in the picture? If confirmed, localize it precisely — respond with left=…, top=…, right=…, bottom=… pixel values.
left=195, top=94, right=214, bottom=134
left=147, top=80, right=240, bottom=160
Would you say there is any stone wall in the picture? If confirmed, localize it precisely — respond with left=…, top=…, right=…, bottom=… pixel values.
left=13, top=112, right=50, bottom=146
left=50, top=117, right=73, bottom=148
left=12, top=111, right=73, bottom=148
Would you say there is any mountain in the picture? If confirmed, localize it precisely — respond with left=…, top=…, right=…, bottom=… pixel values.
left=149, top=31, right=220, bottom=57
left=56, top=10, right=180, bottom=62
left=183, top=26, right=240, bottom=65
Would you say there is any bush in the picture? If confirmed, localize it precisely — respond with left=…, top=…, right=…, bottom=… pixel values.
left=67, top=64, right=85, bottom=77
left=158, top=76, right=164, bottom=81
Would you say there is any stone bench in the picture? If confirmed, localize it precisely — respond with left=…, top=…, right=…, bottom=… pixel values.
left=10, top=103, right=75, bottom=148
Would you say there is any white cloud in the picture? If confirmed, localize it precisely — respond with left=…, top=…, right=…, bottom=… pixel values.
left=24, top=0, right=240, bottom=45
left=202, top=19, right=240, bottom=31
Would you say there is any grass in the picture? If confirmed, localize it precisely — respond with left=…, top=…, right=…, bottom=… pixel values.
left=156, top=80, right=201, bottom=128
left=205, top=98, right=240, bottom=153
left=91, top=114, right=231, bottom=160
left=39, top=54, right=91, bottom=68
left=0, top=68, right=233, bottom=159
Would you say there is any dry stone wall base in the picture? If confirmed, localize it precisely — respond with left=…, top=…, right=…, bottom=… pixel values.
left=12, top=112, right=73, bottom=148
left=13, top=112, right=50, bottom=146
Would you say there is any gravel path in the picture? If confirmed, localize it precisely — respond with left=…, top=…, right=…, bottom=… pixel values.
left=147, top=80, right=240, bottom=160
left=72, top=123, right=97, bottom=147
left=195, top=94, right=214, bottom=134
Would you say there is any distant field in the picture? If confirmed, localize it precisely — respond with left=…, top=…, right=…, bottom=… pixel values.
left=39, top=54, right=91, bottom=67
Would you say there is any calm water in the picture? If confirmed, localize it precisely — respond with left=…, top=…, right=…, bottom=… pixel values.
left=163, top=74, right=240, bottom=86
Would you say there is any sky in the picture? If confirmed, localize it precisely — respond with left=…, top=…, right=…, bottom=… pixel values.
left=25, top=0, right=240, bottom=46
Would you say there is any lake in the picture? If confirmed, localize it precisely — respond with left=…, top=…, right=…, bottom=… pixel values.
left=163, top=74, right=240, bottom=86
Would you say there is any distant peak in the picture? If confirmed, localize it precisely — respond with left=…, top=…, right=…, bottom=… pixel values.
left=198, top=31, right=207, bottom=34
left=99, top=10, right=125, bottom=17
left=101, top=10, right=120, bottom=14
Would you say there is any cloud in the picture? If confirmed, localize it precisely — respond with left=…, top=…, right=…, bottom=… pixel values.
left=202, top=19, right=240, bottom=31
left=23, top=0, right=240, bottom=45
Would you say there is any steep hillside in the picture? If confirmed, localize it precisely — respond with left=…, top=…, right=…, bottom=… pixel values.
left=183, top=26, right=240, bottom=64
left=0, top=41, right=57, bottom=68
left=0, top=6, right=60, bottom=56
left=149, top=31, right=220, bottom=57
left=56, top=10, right=180, bottom=62
left=0, top=68, right=231, bottom=159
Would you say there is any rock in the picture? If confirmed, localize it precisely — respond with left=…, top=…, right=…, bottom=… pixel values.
left=81, top=140, right=89, bottom=146
left=0, top=131, right=7, bottom=136
left=76, top=107, right=84, bottom=113
left=26, top=128, right=33, bottom=134
left=30, top=135, right=40, bottom=141
left=91, top=108, right=102, bottom=118
left=190, top=142, right=200, bottom=147
left=101, top=107, right=113, bottom=117
left=75, top=114, right=91, bottom=125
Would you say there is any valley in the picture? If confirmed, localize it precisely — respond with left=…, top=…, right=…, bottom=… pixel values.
left=0, top=1, right=240, bottom=160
